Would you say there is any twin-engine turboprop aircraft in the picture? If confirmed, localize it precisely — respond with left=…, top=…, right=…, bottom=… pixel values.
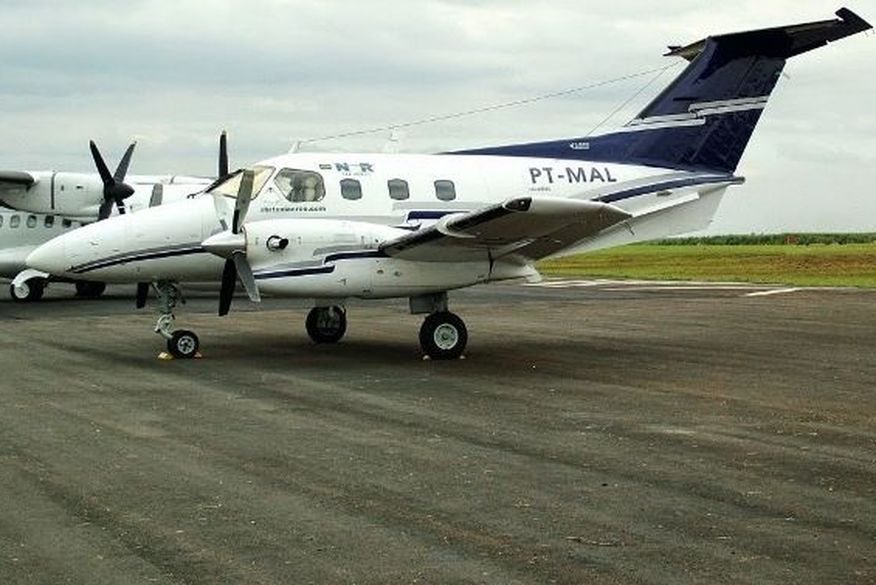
left=27, top=8, right=872, bottom=359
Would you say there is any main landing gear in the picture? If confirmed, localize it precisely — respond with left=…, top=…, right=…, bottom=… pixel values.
left=419, top=311, right=468, bottom=361
left=152, top=281, right=200, bottom=359
left=74, top=281, right=107, bottom=299
left=306, top=306, right=347, bottom=344
left=301, top=296, right=468, bottom=360
left=411, top=292, right=468, bottom=360
left=9, top=277, right=46, bottom=302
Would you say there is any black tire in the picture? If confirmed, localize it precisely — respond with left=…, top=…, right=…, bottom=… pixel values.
left=419, top=311, right=468, bottom=360
left=306, top=306, right=347, bottom=344
left=10, top=278, right=46, bottom=303
left=167, top=330, right=200, bottom=359
left=74, top=281, right=107, bottom=298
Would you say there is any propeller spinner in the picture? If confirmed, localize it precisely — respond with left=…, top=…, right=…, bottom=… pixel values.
left=89, top=141, right=137, bottom=220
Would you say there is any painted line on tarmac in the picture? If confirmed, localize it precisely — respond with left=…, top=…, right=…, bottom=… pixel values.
left=744, top=288, right=801, bottom=298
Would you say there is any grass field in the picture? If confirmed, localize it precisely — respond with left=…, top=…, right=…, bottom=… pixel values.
left=539, top=243, right=876, bottom=287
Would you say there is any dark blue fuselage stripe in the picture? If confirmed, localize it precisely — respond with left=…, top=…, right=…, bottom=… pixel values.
left=71, top=247, right=207, bottom=274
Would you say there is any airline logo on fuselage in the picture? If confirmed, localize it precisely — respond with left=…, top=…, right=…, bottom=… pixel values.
left=323, top=162, right=375, bottom=176
left=529, top=166, right=618, bottom=185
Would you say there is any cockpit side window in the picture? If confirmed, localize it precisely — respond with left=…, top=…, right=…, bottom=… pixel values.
left=274, top=169, right=326, bottom=203
left=208, top=165, right=274, bottom=199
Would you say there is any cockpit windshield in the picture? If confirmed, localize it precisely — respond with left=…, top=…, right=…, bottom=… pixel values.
left=207, top=165, right=275, bottom=199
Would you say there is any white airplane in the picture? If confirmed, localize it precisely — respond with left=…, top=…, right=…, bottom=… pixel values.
left=1, top=134, right=232, bottom=300
left=0, top=141, right=215, bottom=222
left=27, top=8, right=871, bottom=359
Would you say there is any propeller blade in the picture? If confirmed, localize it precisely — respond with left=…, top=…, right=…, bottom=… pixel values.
left=218, top=258, right=237, bottom=316
left=113, top=142, right=136, bottom=182
left=218, top=131, right=229, bottom=178
left=232, top=251, right=260, bottom=303
left=97, top=199, right=114, bottom=220
left=135, top=282, right=149, bottom=309
left=231, top=169, right=254, bottom=233
left=89, top=141, right=114, bottom=186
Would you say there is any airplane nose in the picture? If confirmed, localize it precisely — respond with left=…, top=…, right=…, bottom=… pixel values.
left=27, top=236, right=70, bottom=276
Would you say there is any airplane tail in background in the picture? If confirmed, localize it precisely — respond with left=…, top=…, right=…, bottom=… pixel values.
left=455, top=8, right=872, bottom=173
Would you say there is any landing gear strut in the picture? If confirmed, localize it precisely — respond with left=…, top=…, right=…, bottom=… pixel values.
left=410, top=292, right=468, bottom=360
left=153, top=281, right=199, bottom=359
left=306, top=306, right=347, bottom=344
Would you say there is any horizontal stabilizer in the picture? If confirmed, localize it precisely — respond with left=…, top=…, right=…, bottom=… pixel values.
left=667, top=7, right=872, bottom=61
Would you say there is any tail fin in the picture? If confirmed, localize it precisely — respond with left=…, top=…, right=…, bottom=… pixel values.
left=455, top=8, right=871, bottom=173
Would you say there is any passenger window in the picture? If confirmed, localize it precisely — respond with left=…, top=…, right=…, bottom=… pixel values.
left=340, top=179, right=362, bottom=201
left=434, top=180, right=456, bottom=202
left=0, top=215, right=3, bottom=228
left=388, top=179, right=409, bottom=201
left=273, top=169, right=326, bottom=202
left=27, top=215, right=37, bottom=228
left=62, top=219, right=73, bottom=228
left=44, top=215, right=55, bottom=228
left=10, top=215, right=20, bottom=228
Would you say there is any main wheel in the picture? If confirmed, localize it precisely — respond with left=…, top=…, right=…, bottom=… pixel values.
left=306, top=306, right=347, bottom=344
left=74, top=281, right=107, bottom=298
left=10, top=278, right=46, bottom=303
left=419, top=311, right=468, bottom=360
left=167, top=330, right=200, bottom=359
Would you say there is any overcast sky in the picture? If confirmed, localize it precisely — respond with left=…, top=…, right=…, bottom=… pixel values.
left=0, top=0, right=873, bottom=233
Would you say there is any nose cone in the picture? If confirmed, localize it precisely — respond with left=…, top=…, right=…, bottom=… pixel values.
left=27, top=235, right=71, bottom=276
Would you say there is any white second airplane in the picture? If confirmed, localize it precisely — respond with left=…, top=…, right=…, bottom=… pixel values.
left=27, top=8, right=872, bottom=359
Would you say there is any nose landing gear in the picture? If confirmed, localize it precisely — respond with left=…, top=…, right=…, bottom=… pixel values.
left=152, top=281, right=200, bottom=359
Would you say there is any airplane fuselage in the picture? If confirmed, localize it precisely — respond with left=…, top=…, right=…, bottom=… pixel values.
left=28, top=152, right=739, bottom=298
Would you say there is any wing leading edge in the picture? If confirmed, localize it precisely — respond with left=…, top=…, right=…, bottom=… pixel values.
left=381, top=197, right=631, bottom=263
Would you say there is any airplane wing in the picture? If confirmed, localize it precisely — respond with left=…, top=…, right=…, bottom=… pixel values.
left=380, top=196, right=631, bottom=263
left=0, top=171, right=36, bottom=189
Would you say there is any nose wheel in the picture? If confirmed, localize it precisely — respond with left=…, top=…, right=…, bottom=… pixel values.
left=151, top=281, right=200, bottom=359
left=419, top=311, right=467, bottom=360
left=167, top=330, right=200, bottom=359
left=306, top=306, right=347, bottom=344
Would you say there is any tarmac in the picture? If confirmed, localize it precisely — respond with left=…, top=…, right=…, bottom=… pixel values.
left=0, top=280, right=874, bottom=585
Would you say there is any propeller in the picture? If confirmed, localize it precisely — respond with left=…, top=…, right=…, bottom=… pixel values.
left=218, top=130, right=229, bottom=179
left=202, top=169, right=261, bottom=316
left=90, top=141, right=137, bottom=220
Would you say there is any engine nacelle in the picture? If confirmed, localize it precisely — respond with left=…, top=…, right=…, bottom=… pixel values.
left=242, top=218, right=491, bottom=299
left=0, top=172, right=105, bottom=219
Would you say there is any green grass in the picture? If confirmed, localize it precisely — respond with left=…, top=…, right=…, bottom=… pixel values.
left=539, top=244, right=876, bottom=287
